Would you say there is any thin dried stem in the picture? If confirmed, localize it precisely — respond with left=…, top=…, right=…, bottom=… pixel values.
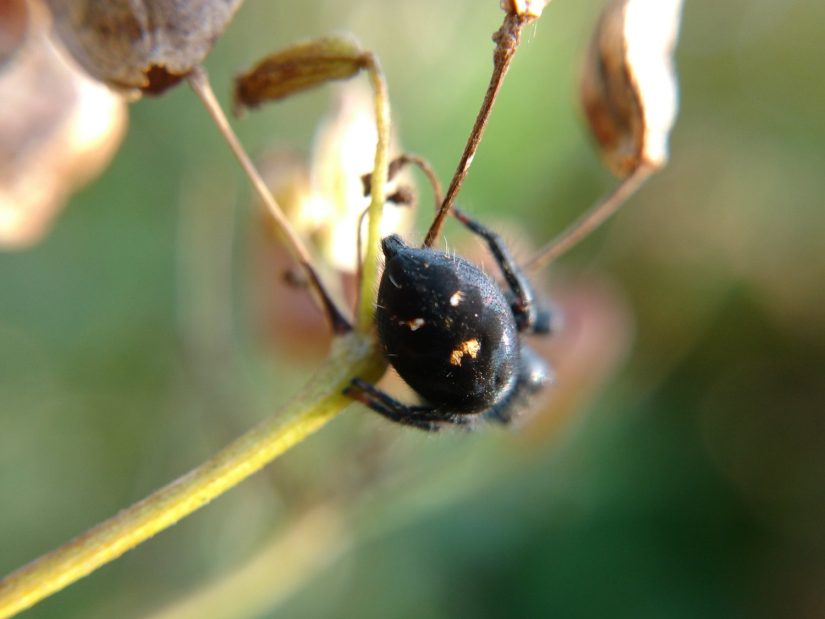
left=396, top=154, right=444, bottom=208
left=423, top=11, right=535, bottom=248
left=360, top=153, right=444, bottom=211
left=525, top=164, right=654, bottom=271
left=188, top=66, right=351, bottom=334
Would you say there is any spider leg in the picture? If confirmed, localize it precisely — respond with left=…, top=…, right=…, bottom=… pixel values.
left=345, top=378, right=474, bottom=432
left=485, top=344, right=552, bottom=425
left=451, top=208, right=550, bottom=334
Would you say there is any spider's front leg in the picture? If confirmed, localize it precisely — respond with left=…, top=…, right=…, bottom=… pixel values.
left=345, top=378, right=474, bottom=432
left=450, top=208, right=553, bottom=335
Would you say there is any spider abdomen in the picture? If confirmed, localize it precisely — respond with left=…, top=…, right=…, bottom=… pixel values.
left=376, top=234, right=519, bottom=413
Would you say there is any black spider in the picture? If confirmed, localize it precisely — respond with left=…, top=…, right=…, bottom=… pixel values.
left=345, top=206, right=553, bottom=432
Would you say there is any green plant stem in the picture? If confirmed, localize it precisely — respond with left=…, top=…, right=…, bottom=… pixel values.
left=356, top=52, right=391, bottom=332
left=0, top=39, right=395, bottom=618
left=0, top=335, right=385, bottom=619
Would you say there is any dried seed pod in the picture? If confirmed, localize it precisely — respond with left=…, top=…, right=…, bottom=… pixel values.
left=44, top=0, right=243, bottom=95
left=233, top=36, right=369, bottom=113
left=501, top=0, right=550, bottom=19
left=0, top=8, right=127, bottom=248
left=581, top=0, right=684, bottom=176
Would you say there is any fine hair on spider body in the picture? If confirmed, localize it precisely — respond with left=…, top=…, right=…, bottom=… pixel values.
left=345, top=210, right=554, bottom=432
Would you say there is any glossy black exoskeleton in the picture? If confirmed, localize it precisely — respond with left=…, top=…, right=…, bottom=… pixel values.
left=346, top=209, right=553, bottom=431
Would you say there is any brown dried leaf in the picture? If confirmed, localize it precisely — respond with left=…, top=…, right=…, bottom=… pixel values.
left=581, top=0, right=684, bottom=176
left=233, top=37, right=369, bottom=113
left=0, top=6, right=127, bottom=248
left=44, top=0, right=244, bottom=95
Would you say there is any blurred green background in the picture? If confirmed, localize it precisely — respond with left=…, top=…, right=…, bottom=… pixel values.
left=2, top=0, right=825, bottom=617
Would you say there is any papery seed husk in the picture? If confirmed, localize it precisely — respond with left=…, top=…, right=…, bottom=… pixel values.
left=581, top=0, right=684, bottom=176
left=45, top=0, right=244, bottom=95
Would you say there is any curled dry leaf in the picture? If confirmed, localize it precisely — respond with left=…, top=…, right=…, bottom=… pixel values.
left=44, top=0, right=243, bottom=95
left=0, top=8, right=127, bottom=249
left=581, top=0, right=684, bottom=176
left=233, top=36, right=369, bottom=114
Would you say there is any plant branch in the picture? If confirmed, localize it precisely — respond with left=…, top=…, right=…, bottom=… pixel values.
left=0, top=334, right=385, bottom=619
left=0, top=50, right=396, bottom=617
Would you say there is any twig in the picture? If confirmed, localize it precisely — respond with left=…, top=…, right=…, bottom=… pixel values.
left=423, top=11, right=535, bottom=248
left=394, top=154, right=445, bottom=208
left=524, top=164, right=653, bottom=271
left=188, top=67, right=351, bottom=334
